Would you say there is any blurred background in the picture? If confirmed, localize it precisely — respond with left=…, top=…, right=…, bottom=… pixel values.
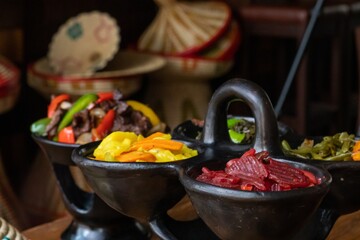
left=0, top=0, right=360, bottom=232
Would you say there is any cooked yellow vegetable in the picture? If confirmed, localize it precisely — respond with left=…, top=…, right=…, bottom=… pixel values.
left=93, top=131, right=198, bottom=162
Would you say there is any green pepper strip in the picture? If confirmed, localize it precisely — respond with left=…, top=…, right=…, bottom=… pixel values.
left=30, top=117, right=51, bottom=136
left=57, top=93, right=98, bottom=132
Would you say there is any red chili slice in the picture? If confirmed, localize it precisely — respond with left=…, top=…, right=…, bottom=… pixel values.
left=48, top=94, right=70, bottom=118
left=96, top=92, right=114, bottom=104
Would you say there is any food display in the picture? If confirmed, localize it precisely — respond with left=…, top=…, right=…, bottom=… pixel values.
left=282, top=132, right=360, bottom=161
left=30, top=89, right=167, bottom=144
left=92, top=131, right=198, bottom=162
left=196, top=149, right=319, bottom=191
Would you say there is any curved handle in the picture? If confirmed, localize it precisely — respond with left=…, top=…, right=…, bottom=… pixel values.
left=202, top=78, right=282, bottom=155
left=52, top=164, right=94, bottom=217
left=53, top=163, right=130, bottom=221
left=149, top=213, right=219, bottom=240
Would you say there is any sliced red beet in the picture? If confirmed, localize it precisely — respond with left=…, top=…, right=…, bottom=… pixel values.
left=196, top=167, right=241, bottom=189
left=225, top=155, right=268, bottom=190
left=265, top=159, right=310, bottom=188
left=301, top=169, right=318, bottom=185
left=196, top=150, right=317, bottom=192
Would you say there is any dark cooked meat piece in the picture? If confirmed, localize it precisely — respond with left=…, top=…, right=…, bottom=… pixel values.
left=45, top=107, right=66, bottom=139
left=72, top=109, right=92, bottom=138
left=115, top=101, right=129, bottom=114
left=96, top=99, right=117, bottom=112
left=130, top=110, right=153, bottom=133
left=112, top=106, right=152, bottom=135
left=113, top=89, right=124, bottom=101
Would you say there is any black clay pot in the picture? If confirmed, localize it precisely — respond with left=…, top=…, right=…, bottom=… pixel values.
left=282, top=136, right=360, bottom=216
left=177, top=79, right=332, bottom=240
left=180, top=158, right=331, bottom=240
left=32, top=134, right=150, bottom=240
left=71, top=78, right=335, bottom=240
left=72, top=140, right=218, bottom=240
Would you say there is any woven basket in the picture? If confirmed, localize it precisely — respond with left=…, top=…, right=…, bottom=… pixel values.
left=138, top=0, right=232, bottom=56
left=27, top=50, right=165, bottom=99
left=0, top=218, right=27, bottom=240
left=0, top=56, right=20, bottom=114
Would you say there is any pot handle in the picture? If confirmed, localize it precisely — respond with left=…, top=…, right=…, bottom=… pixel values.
left=52, top=163, right=95, bottom=216
left=202, top=78, right=282, bottom=155
left=149, top=213, right=219, bottom=240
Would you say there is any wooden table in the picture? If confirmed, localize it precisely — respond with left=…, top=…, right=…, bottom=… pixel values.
left=22, top=210, right=360, bottom=240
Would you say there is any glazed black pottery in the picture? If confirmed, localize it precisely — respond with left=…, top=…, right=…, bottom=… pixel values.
left=283, top=136, right=360, bottom=215
left=72, top=140, right=218, bottom=240
left=174, top=78, right=355, bottom=240
left=180, top=158, right=331, bottom=240
left=32, top=134, right=150, bottom=240
left=72, top=78, right=337, bottom=240
left=176, top=78, right=332, bottom=240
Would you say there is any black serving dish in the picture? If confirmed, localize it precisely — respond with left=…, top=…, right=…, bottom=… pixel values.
left=281, top=135, right=360, bottom=216
left=72, top=139, right=218, bottom=240
left=72, top=78, right=338, bottom=240
left=180, top=158, right=331, bottom=240
left=32, top=135, right=150, bottom=240
left=177, top=79, right=333, bottom=240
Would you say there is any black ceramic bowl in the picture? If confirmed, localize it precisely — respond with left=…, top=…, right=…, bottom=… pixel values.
left=72, top=140, right=202, bottom=221
left=32, top=134, right=150, bottom=240
left=175, top=79, right=332, bottom=240
left=180, top=157, right=331, bottom=240
left=72, top=78, right=335, bottom=240
left=281, top=135, right=360, bottom=215
left=72, top=140, right=218, bottom=240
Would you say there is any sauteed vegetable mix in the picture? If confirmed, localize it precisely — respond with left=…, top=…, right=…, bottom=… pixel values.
left=282, top=132, right=360, bottom=161
left=30, top=90, right=167, bottom=144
